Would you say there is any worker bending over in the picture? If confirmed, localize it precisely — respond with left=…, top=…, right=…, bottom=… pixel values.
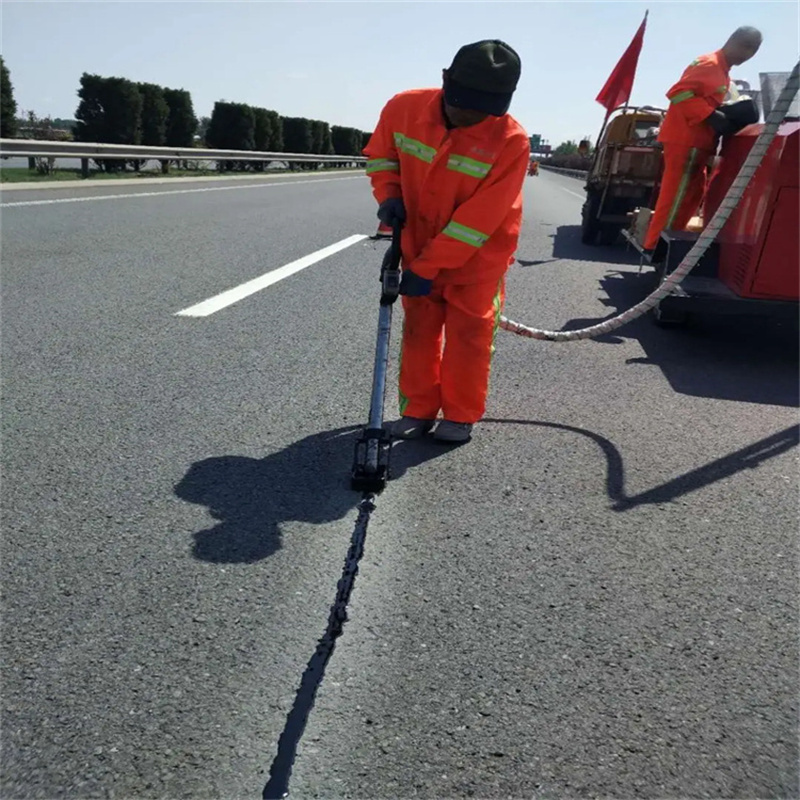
left=364, top=40, right=530, bottom=443
left=644, top=26, right=762, bottom=252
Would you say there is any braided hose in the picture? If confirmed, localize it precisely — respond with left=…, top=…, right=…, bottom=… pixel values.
left=500, top=61, right=800, bottom=342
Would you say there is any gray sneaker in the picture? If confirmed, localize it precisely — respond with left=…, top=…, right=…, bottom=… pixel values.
left=433, top=420, right=473, bottom=443
left=390, top=416, right=435, bottom=439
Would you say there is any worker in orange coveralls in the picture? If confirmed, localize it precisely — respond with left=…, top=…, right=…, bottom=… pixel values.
left=643, top=26, right=762, bottom=252
left=363, top=40, right=529, bottom=444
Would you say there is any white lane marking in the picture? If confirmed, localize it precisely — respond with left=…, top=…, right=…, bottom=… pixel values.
left=175, top=234, right=369, bottom=317
left=560, top=187, right=585, bottom=200
left=0, top=175, right=364, bottom=208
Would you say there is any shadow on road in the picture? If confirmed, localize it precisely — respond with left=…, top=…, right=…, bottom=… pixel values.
left=562, top=269, right=800, bottom=407
left=550, top=224, right=642, bottom=266
left=174, top=425, right=452, bottom=564
left=483, top=418, right=799, bottom=511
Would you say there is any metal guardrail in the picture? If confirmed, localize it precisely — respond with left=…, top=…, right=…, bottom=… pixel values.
left=0, top=138, right=366, bottom=178
left=0, top=138, right=366, bottom=164
left=539, top=164, right=589, bottom=180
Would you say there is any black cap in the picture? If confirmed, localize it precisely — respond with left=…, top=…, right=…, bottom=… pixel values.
left=444, top=40, right=521, bottom=116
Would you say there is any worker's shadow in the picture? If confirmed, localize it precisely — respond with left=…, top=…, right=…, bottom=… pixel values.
left=482, top=418, right=799, bottom=511
left=174, top=425, right=449, bottom=564
left=559, top=269, right=800, bottom=407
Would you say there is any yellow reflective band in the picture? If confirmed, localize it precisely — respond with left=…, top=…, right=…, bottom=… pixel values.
left=393, top=133, right=436, bottom=163
left=443, top=220, right=489, bottom=247
left=366, top=158, right=400, bottom=174
left=670, top=90, right=695, bottom=104
left=447, top=154, right=492, bottom=178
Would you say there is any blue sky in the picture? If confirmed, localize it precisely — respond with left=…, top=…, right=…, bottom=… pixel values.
left=1, top=1, right=798, bottom=146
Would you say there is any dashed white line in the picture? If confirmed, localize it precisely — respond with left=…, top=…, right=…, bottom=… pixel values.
left=560, top=187, right=585, bottom=200
left=0, top=175, right=364, bottom=208
left=175, top=234, right=369, bottom=317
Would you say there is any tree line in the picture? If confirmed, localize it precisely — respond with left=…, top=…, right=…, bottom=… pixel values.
left=0, top=57, right=371, bottom=172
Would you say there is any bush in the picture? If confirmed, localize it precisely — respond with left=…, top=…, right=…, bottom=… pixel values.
left=163, top=87, right=196, bottom=147
left=1, top=56, right=18, bottom=138
left=75, top=74, right=143, bottom=171
left=206, top=101, right=255, bottom=171
left=138, top=83, right=169, bottom=146
left=282, top=116, right=312, bottom=154
left=332, top=125, right=361, bottom=157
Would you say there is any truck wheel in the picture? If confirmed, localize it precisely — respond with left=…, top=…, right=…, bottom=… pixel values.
left=581, top=192, right=601, bottom=245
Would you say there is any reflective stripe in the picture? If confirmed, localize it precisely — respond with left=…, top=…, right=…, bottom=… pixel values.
left=366, top=158, right=399, bottom=174
left=670, top=90, right=695, bottom=104
left=666, top=147, right=698, bottom=229
left=447, top=154, right=492, bottom=178
left=398, top=318, right=409, bottom=414
left=443, top=220, right=489, bottom=247
left=490, top=278, right=503, bottom=359
left=715, top=85, right=729, bottom=94
left=393, top=132, right=436, bottom=163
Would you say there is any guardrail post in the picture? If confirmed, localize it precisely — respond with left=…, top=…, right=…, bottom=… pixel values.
left=28, top=157, right=35, bottom=171
left=81, top=158, right=89, bottom=179
left=161, top=159, right=170, bottom=175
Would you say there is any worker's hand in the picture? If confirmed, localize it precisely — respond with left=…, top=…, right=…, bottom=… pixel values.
left=377, top=197, right=406, bottom=227
left=399, top=269, right=433, bottom=296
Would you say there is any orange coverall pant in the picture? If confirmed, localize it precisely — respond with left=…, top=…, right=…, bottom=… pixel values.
left=399, top=278, right=504, bottom=424
left=644, top=144, right=713, bottom=250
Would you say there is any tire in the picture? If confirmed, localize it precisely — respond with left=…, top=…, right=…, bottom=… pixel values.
left=581, top=191, right=601, bottom=245
left=599, top=225, right=620, bottom=246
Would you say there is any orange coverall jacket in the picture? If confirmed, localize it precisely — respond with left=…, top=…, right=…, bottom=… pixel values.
left=364, top=88, right=530, bottom=286
left=658, top=50, right=731, bottom=151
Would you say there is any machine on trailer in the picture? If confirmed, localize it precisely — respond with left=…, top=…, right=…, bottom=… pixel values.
left=622, top=72, right=800, bottom=326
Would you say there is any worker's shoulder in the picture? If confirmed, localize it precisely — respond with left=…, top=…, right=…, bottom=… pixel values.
left=383, top=87, right=440, bottom=111
left=686, top=50, right=725, bottom=72
left=492, top=114, right=529, bottom=151
left=500, top=113, right=529, bottom=140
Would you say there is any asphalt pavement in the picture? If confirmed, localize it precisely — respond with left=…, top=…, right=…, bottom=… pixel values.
left=2, top=169, right=797, bottom=799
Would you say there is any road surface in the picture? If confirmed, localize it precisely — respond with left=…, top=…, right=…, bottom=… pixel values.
left=2, top=169, right=797, bottom=799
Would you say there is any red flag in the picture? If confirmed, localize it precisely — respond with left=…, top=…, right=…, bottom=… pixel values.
left=595, top=11, right=648, bottom=112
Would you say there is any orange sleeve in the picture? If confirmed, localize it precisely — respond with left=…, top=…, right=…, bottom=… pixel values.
left=666, top=61, right=727, bottom=127
left=409, top=132, right=530, bottom=279
left=363, top=98, right=402, bottom=205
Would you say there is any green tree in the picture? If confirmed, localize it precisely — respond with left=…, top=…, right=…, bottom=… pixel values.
left=361, top=131, right=372, bottom=152
left=206, top=101, right=255, bottom=170
left=282, top=117, right=312, bottom=153
left=75, top=73, right=142, bottom=145
left=553, top=140, right=579, bottom=156
left=197, top=115, right=211, bottom=144
left=138, top=82, right=169, bottom=146
left=266, top=109, right=283, bottom=151
left=310, top=119, right=333, bottom=155
left=252, top=106, right=274, bottom=171
left=332, top=125, right=361, bottom=156
left=75, top=74, right=143, bottom=171
left=163, top=87, right=196, bottom=147
left=252, top=107, right=272, bottom=151
left=1, top=55, right=18, bottom=138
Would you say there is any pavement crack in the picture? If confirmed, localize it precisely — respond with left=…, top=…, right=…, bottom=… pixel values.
left=263, top=494, right=376, bottom=799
